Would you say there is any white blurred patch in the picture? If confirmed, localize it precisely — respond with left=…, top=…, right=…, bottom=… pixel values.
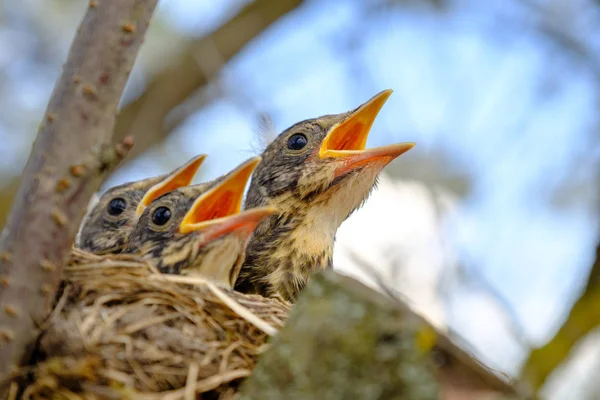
left=332, top=172, right=528, bottom=375
left=540, top=328, right=600, bottom=400
left=448, top=289, right=526, bottom=374
left=333, top=173, right=458, bottom=329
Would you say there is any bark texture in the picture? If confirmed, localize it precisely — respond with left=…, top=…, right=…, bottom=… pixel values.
left=239, top=270, right=526, bottom=400
left=0, top=0, right=158, bottom=388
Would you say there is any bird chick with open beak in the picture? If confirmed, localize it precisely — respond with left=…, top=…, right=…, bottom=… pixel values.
left=76, top=155, right=206, bottom=254
left=235, top=89, right=415, bottom=301
left=125, top=157, right=275, bottom=289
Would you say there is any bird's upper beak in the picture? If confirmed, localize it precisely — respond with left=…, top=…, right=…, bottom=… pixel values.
left=179, top=157, right=261, bottom=235
left=318, top=89, right=415, bottom=177
left=136, top=154, right=206, bottom=215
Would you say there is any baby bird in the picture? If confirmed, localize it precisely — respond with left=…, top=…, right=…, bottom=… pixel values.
left=76, top=155, right=206, bottom=254
left=125, top=157, right=274, bottom=288
left=236, top=89, right=415, bottom=301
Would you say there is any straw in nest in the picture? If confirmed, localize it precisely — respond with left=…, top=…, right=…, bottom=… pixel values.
left=17, top=249, right=291, bottom=399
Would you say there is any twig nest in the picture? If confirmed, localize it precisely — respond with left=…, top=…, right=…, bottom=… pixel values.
left=22, top=249, right=290, bottom=399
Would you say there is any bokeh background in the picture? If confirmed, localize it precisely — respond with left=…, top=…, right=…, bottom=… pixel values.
left=1, top=0, right=599, bottom=397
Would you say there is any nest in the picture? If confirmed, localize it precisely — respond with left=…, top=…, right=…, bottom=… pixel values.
left=18, top=249, right=291, bottom=399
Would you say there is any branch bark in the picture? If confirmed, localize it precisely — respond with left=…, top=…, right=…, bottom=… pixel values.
left=239, top=270, right=527, bottom=400
left=0, top=0, right=157, bottom=388
left=111, top=0, right=304, bottom=160
left=520, top=240, right=600, bottom=392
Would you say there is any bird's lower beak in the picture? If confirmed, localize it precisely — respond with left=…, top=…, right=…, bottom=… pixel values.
left=179, top=157, right=261, bottom=234
left=318, top=89, right=414, bottom=177
left=137, top=154, right=207, bottom=215
left=331, top=142, right=415, bottom=177
left=184, top=206, right=276, bottom=245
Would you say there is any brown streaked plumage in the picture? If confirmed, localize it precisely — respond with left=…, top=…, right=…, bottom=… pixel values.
left=236, top=89, right=415, bottom=301
left=76, top=154, right=206, bottom=254
left=125, top=157, right=273, bottom=288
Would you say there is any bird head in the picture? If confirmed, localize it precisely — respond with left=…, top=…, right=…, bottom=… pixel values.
left=245, top=90, right=414, bottom=225
left=76, top=154, right=206, bottom=254
left=127, top=157, right=274, bottom=288
left=236, top=90, right=414, bottom=300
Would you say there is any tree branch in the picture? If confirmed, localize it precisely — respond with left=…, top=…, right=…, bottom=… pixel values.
left=0, top=0, right=157, bottom=388
left=111, top=0, right=304, bottom=161
left=239, top=270, right=527, bottom=400
left=520, top=240, right=600, bottom=392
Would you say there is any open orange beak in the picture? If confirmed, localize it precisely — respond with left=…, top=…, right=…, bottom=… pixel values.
left=136, top=154, right=206, bottom=216
left=185, top=206, right=276, bottom=245
left=179, top=157, right=261, bottom=235
left=318, top=89, right=415, bottom=177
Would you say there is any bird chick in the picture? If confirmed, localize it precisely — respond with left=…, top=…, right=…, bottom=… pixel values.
left=236, top=89, right=415, bottom=301
left=76, top=155, right=206, bottom=254
left=125, top=157, right=274, bottom=288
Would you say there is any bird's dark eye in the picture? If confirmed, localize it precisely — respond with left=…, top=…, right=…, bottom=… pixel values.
left=152, top=206, right=172, bottom=226
left=287, top=133, right=308, bottom=151
left=107, top=198, right=127, bottom=216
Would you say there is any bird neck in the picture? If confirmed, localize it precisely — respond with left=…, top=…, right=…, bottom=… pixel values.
left=182, top=237, right=245, bottom=289
left=237, top=199, right=340, bottom=301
